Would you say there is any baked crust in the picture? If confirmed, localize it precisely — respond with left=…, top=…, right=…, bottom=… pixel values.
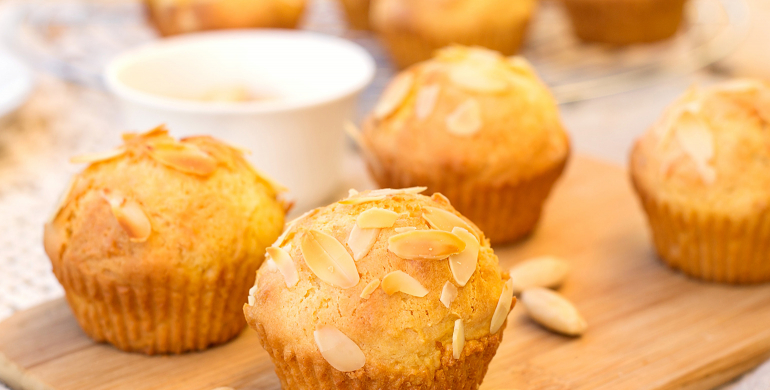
left=244, top=190, right=514, bottom=388
left=630, top=80, right=770, bottom=283
left=360, top=46, right=570, bottom=243
left=144, top=0, right=306, bottom=36
left=371, top=0, right=535, bottom=68
left=44, top=126, right=286, bottom=353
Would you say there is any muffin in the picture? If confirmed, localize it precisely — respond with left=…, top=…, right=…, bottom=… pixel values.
left=630, top=80, right=770, bottom=283
left=43, top=126, right=286, bottom=354
left=359, top=46, right=570, bottom=244
left=561, top=0, right=689, bottom=45
left=338, top=0, right=371, bottom=30
left=371, top=0, right=536, bottom=68
left=144, top=0, right=306, bottom=36
left=244, top=188, right=516, bottom=389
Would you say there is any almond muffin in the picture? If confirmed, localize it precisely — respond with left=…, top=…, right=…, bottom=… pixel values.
left=561, top=0, right=689, bottom=45
left=371, top=0, right=536, bottom=68
left=43, top=126, right=286, bottom=354
left=630, top=80, right=770, bottom=283
left=359, top=46, right=570, bottom=244
left=144, top=0, right=306, bottom=36
left=244, top=187, right=516, bottom=389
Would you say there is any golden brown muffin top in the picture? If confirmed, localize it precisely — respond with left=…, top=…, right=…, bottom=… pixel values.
left=631, top=80, right=770, bottom=216
left=371, top=0, right=535, bottom=38
left=44, top=126, right=286, bottom=284
left=146, top=0, right=306, bottom=33
left=361, top=46, right=569, bottom=185
left=244, top=188, right=514, bottom=375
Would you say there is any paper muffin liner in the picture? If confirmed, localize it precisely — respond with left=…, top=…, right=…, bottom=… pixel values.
left=339, top=0, right=371, bottom=30
left=365, top=156, right=568, bottom=244
left=562, top=0, right=687, bottom=44
left=53, top=257, right=258, bottom=354
left=252, top=322, right=504, bottom=390
left=632, top=183, right=770, bottom=284
left=377, top=19, right=531, bottom=69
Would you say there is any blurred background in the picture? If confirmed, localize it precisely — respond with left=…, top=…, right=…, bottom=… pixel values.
left=0, top=0, right=768, bottom=388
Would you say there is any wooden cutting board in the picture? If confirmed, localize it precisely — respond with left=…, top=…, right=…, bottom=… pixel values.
left=2, top=156, right=770, bottom=390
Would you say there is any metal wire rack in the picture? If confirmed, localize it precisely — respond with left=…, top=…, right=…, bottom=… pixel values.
left=0, top=0, right=751, bottom=107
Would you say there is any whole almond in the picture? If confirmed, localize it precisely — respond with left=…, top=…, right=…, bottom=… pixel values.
left=521, top=288, right=587, bottom=337
left=509, top=256, right=570, bottom=294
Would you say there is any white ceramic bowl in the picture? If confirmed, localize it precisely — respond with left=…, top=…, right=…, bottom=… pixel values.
left=0, top=49, right=33, bottom=125
left=105, top=30, right=375, bottom=210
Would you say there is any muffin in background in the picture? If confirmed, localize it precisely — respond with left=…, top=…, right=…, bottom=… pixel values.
left=338, top=0, right=371, bottom=30
left=244, top=188, right=516, bottom=389
left=44, top=126, right=286, bottom=354
left=144, top=0, right=306, bottom=36
left=371, top=0, right=536, bottom=68
left=359, top=46, right=570, bottom=244
left=630, top=80, right=770, bottom=283
left=561, top=0, right=689, bottom=45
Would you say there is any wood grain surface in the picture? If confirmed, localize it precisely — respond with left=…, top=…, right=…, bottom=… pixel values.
left=2, top=156, right=770, bottom=390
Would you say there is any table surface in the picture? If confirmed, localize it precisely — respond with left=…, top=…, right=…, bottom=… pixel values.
left=1, top=0, right=769, bottom=389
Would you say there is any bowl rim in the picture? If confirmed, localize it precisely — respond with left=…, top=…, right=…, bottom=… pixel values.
left=103, top=30, right=376, bottom=114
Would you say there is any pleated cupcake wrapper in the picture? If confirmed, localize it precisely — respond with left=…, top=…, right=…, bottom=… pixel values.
left=377, top=18, right=531, bottom=69
left=635, top=188, right=770, bottom=284
left=257, top=329, right=504, bottom=390
left=339, top=0, right=371, bottom=30
left=563, top=0, right=687, bottom=44
left=366, top=157, right=567, bottom=244
left=55, top=258, right=258, bottom=354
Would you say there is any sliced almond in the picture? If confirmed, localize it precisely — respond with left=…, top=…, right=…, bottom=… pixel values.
left=448, top=227, right=479, bottom=286
left=70, top=147, right=126, bottom=164
left=712, top=79, right=761, bottom=94
left=357, top=208, right=399, bottom=228
left=440, top=281, right=458, bottom=308
left=394, top=227, right=417, bottom=233
left=675, top=111, right=716, bottom=184
left=388, top=230, right=466, bottom=260
left=509, top=256, right=570, bottom=294
left=266, top=247, right=299, bottom=287
left=249, top=284, right=258, bottom=297
left=147, top=141, right=218, bottom=176
left=348, top=188, right=359, bottom=197
left=300, top=230, right=360, bottom=289
left=521, top=287, right=587, bottom=337
left=367, top=187, right=427, bottom=197
left=415, top=85, right=440, bottom=120
left=314, top=325, right=366, bottom=372
left=452, top=319, right=465, bottom=360
left=490, top=279, right=515, bottom=334
left=100, top=189, right=151, bottom=242
left=446, top=99, right=482, bottom=136
left=360, top=279, right=380, bottom=299
left=273, top=208, right=320, bottom=247
left=507, top=56, right=536, bottom=75
left=381, top=270, right=429, bottom=297
left=374, top=72, right=414, bottom=120
left=248, top=296, right=256, bottom=306
left=347, top=225, right=380, bottom=261
left=422, top=207, right=477, bottom=239
left=431, top=193, right=451, bottom=205
left=450, top=64, right=508, bottom=94
left=339, top=195, right=386, bottom=205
